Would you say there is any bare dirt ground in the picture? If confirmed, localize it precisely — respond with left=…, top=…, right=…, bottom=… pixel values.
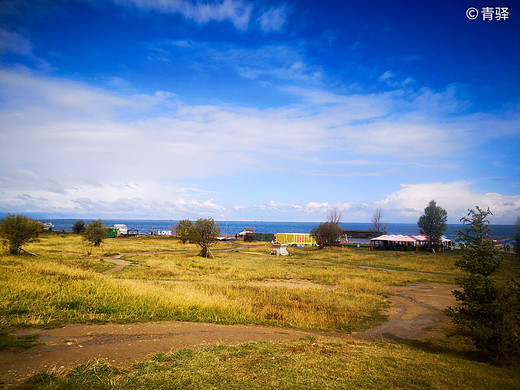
left=359, top=283, right=456, bottom=341
left=101, top=255, right=133, bottom=274
left=0, top=282, right=456, bottom=388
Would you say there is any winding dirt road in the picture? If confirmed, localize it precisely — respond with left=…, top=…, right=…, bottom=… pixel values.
left=0, top=282, right=456, bottom=388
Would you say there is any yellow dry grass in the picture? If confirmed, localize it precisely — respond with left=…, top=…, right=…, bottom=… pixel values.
left=0, top=234, right=463, bottom=331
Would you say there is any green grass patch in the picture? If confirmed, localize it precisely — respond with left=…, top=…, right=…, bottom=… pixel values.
left=20, top=338, right=520, bottom=389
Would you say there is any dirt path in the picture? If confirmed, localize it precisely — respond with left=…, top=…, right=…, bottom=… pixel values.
left=101, top=255, right=133, bottom=274
left=359, top=283, right=456, bottom=340
left=0, top=322, right=313, bottom=388
left=0, top=283, right=456, bottom=388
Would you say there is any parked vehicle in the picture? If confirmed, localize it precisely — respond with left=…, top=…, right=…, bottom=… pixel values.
left=113, top=224, right=128, bottom=237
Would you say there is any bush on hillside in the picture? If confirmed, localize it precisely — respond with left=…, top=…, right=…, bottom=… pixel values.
left=0, top=214, right=43, bottom=255
left=84, top=220, right=106, bottom=247
left=72, top=220, right=86, bottom=234
left=189, top=218, right=220, bottom=258
left=174, top=219, right=194, bottom=244
left=311, top=222, right=342, bottom=249
left=243, top=232, right=256, bottom=242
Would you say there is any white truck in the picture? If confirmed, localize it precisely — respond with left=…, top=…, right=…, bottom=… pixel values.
left=113, top=224, right=128, bottom=236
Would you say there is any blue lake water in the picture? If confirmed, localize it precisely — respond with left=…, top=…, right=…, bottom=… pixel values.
left=41, top=219, right=516, bottom=241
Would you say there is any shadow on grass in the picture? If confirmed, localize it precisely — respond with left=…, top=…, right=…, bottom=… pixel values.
left=401, top=334, right=499, bottom=366
left=0, top=331, right=41, bottom=350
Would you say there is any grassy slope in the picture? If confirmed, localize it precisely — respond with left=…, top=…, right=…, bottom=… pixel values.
left=2, top=234, right=456, bottom=331
left=2, top=233, right=519, bottom=389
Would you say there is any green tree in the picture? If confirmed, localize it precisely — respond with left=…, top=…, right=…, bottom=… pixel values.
left=84, top=220, right=105, bottom=247
left=243, top=227, right=256, bottom=242
left=417, top=200, right=447, bottom=250
left=445, top=207, right=520, bottom=363
left=0, top=214, right=43, bottom=255
left=311, top=222, right=343, bottom=250
left=174, top=219, right=194, bottom=244
left=243, top=233, right=255, bottom=242
left=311, top=209, right=344, bottom=249
left=310, top=222, right=343, bottom=249
left=189, top=218, right=220, bottom=258
left=72, top=220, right=86, bottom=234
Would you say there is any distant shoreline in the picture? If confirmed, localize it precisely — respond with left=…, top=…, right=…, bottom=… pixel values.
left=32, top=219, right=516, bottom=240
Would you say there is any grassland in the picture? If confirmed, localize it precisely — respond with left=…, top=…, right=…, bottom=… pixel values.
left=1, top=234, right=465, bottom=331
left=1, top=232, right=519, bottom=389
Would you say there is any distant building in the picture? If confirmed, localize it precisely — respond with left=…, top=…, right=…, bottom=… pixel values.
left=275, top=233, right=317, bottom=247
left=113, top=224, right=128, bottom=236
left=370, top=234, right=451, bottom=251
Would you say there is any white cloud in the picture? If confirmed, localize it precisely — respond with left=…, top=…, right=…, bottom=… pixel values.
left=307, top=167, right=402, bottom=178
left=305, top=202, right=330, bottom=212
left=378, top=70, right=394, bottom=82
left=0, top=73, right=503, bottom=166
left=334, top=202, right=354, bottom=211
left=258, top=7, right=286, bottom=32
left=378, top=182, right=520, bottom=223
left=0, top=28, right=33, bottom=56
left=0, top=179, right=229, bottom=218
left=156, top=40, right=323, bottom=83
left=115, top=0, right=253, bottom=30
left=1, top=69, right=518, bottom=221
left=378, top=70, right=415, bottom=88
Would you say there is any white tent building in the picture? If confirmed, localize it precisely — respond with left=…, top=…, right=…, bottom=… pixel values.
left=370, top=234, right=451, bottom=251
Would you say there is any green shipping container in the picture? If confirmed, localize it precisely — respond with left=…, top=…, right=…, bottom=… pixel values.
left=105, top=227, right=118, bottom=238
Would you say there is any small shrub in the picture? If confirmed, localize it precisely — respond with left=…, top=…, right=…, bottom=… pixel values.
left=0, top=214, right=43, bottom=255
left=174, top=219, right=194, bottom=244
left=84, top=220, right=105, bottom=247
left=310, top=222, right=342, bottom=249
left=72, top=220, right=86, bottom=234
left=190, top=218, right=220, bottom=258
left=243, top=232, right=256, bottom=242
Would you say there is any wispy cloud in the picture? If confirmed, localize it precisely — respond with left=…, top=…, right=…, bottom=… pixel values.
left=378, top=70, right=394, bottom=82
left=0, top=27, right=53, bottom=71
left=0, top=28, right=33, bottom=56
left=378, top=182, right=520, bottom=222
left=307, top=169, right=403, bottom=178
left=378, top=70, right=414, bottom=87
left=1, top=68, right=518, bottom=221
left=113, top=0, right=292, bottom=32
left=258, top=6, right=287, bottom=32
left=147, top=39, right=322, bottom=83
left=114, top=0, right=253, bottom=30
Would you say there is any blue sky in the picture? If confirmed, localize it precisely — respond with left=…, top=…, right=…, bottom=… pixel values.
left=0, top=0, right=519, bottom=223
